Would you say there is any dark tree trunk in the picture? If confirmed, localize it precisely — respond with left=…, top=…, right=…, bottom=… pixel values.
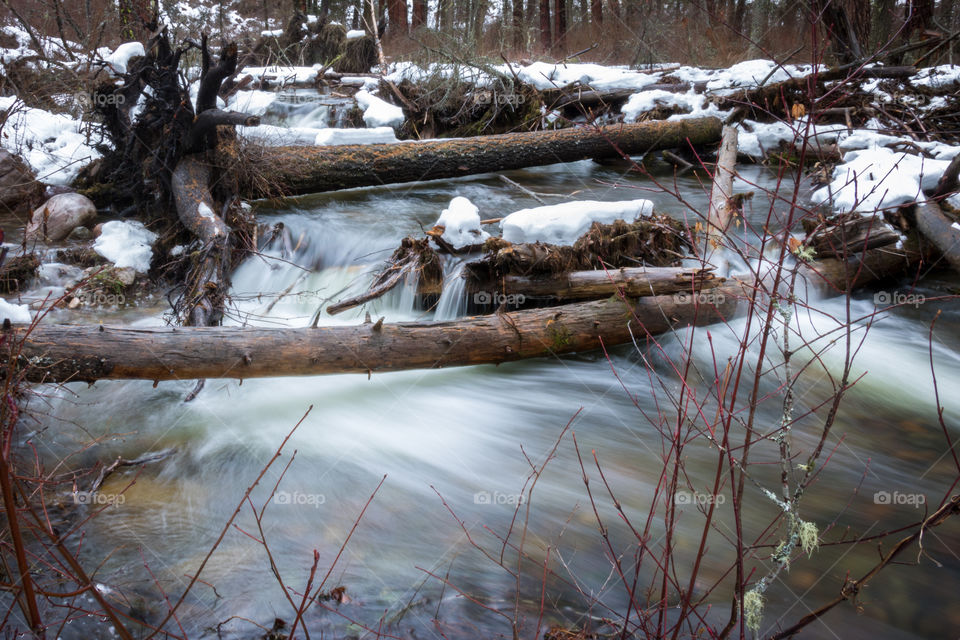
left=553, top=0, right=567, bottom=50
left=412, top=0, right=427, bottom=27
left=513, top=0, right=525, bottom=48
left=387, top=0, right=408, bottom=37
left=540, top=0, right=552, bottom=49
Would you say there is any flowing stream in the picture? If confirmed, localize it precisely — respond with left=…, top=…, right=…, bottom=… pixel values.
left=21, top=158, right=960, bottom=639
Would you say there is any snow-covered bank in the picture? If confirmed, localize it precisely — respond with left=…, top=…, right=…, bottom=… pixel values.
left=813, top=144, right=960, bottom=214
left=0, top=97, right=100, bottom=184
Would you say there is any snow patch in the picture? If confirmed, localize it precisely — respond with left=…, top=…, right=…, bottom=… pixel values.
left=106, top=42, right=145, bottom=74
left=315, top=127, right=398, bottom=145
left=93, top=221, right=158, bottom=273
left=238, top=124, right=324, bottom=145
left=0, top=299, right=31, bottom=323
left=354, top=90, right=404, bottom=128
left=501, top=199, right=655, bottom=245
left=0, top=96, right=100, bottom=184
left=812, top=146, right=952, bottom=214
left=434, top=197, right=489, bottom=249
left=346, top=29, right=366, bottom=40
left=238, top=124, right=400, bottom=146
left=241, top=66, right=320, bottom=85
left=227, top=90, right=279, bottom=116
left=911, top=65, right=960, bottom=89
left=517, top=62, right=661, bottom=91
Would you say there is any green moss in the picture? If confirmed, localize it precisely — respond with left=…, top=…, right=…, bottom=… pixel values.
left=91, top=269, right=127, bottom=296
left=547, top=322, right=571, bottom=350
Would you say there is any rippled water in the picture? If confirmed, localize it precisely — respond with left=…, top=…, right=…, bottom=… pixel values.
left=23, top=160, right=960, bottom=639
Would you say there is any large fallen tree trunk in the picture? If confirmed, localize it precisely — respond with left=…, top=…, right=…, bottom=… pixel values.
left=5, top=283, right=741, bottom=383
left=240, top=118, right=722, bottom=197
left=4, top=221, right=926, bottom=384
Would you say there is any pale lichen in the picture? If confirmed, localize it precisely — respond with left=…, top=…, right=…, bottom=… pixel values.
left=799, top=520, right=819, bottom=558
left=743, top=588, right=765, bottom=635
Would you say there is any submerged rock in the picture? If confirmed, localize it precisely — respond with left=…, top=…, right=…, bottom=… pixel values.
left=25, top=193, right=97, bottom=242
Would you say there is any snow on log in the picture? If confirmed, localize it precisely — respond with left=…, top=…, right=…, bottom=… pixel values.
left=500, top=199, right=654, bottom=245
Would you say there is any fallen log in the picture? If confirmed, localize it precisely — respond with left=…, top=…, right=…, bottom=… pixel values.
left=240, top=118, right=722, bottom=198
left=544, top=88, right=635, bottom=110
left=5, top=219, right=924, bottom=384
left=5, top=283, right=742, bottom=383
left=800, top=243, right=922, bottom=291
left=329, top=265, right=721, bottom=315
left=931, top=155, right=960, bottom=201
left=914, top=200, right=960, bottom=274
left=490, top=266, right=721, bottom=300
left=714, top=66, right=917, bottom=121
left=804, top=214, right=902, bottom=259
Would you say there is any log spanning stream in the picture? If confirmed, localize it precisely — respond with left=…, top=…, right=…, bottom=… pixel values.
left=25, top=161, right=960, bottom=638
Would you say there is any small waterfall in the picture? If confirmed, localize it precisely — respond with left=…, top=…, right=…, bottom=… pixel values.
left=261, top=91, right=356, bottom=130
left=433, top=258, right=469, bottom=321
left=328, top=101, right=354, bottom=128
left=389, top=268, right=421, bottom=316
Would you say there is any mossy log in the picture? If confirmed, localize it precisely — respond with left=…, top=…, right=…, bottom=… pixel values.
left=241, top=117, right=722, bottom=198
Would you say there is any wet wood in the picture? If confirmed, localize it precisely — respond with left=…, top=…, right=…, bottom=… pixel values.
left=171, top=156, right=230, bottom=242
left=0, top=253, right=40, bottom=294
left=329, top=265, right=720, bottom=314
left=327, top=262, right=412, bottom=315
left=807, top=215, right=902, bottom=258
left=706, top=125, right=738, bottom=247
left=5, top=282, right=742, bottom=383
left=171, top=155, right=231, bottom=326
left=914, top=200, right=960, bottom=273
left=800, top=244, right=921, bottom=291
left=932, top=155, right=960, bottom=200
left=481, top=266, right=720, bottom=300
left=242, top=117, right=722, bottom=197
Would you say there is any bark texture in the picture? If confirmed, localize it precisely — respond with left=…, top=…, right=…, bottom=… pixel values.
left=6, top=284, right=742, bottom=383
left=241, top=118, right=723, bottom=197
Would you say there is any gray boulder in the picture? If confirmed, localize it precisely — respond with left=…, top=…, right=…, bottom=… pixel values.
left=25, top=193, right=98, bottom=242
